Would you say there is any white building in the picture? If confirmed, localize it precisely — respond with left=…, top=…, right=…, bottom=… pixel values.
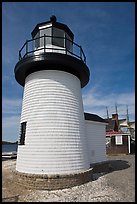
left=84, top=113, right=107, bottom=164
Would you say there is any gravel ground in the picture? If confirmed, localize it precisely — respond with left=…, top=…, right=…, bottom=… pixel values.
left=105, top=154, right=135, bottom=202
left=2, top=154, right=135, bottom=202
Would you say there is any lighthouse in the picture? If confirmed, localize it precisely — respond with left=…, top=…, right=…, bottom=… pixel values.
left=14, top=16, right=91, bottom=188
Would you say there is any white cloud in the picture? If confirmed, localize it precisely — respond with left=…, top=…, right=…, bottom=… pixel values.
left=2, top=75, right=10, bottom=81
left=2, top=75, right=16, bottom=86
left=2, top=115, right=20, bottom=129
left=2, top=115, right=20, bottom=142
left=82, top=87, right=135, bottom=120
left=2, top=98, right=22, bottom=115
left=2, top=98, right=22, bottom=141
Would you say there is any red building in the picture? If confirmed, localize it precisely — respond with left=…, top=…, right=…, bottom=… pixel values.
left=105, top=114, right=131, bottom=155
left=106, top=131, right=131, bottom=155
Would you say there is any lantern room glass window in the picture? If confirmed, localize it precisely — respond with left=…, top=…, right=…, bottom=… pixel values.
left=66, top=33, right=73, bottom=52
left=33, top=26, right=73, bottom=52
left=40, top=27, right=52, bottom=46
left=34, top=32, right=40, bottom=48
left=52, top=27, right=65, bottom=48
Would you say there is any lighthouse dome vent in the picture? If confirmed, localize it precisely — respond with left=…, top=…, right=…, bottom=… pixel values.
left=50, top=15, right=57, bottom=22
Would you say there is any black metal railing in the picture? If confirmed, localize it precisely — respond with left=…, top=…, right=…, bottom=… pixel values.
left=18, top=35, right=86, bottom=63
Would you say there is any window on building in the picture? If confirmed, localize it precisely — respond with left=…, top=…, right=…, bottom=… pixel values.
left=19, top=122, right=27, bottom=145
left=115, top=135, right=123, bottom=145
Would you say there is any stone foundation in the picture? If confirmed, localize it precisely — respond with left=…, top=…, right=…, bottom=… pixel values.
left=13, top=161, right=111, bottom=190
left=13, top=168, right=93, bottom=190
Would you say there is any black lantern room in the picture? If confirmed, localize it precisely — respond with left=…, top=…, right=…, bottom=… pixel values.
left=14, top=16, right=90, bottom=88
left=31, top=15, right=73, bottom=52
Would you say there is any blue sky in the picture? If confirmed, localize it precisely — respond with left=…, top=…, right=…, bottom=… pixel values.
left=2, top=2, right=135, bottom=142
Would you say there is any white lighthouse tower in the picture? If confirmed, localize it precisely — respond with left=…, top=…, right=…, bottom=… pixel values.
left=14, top=16, right=91, bottom=188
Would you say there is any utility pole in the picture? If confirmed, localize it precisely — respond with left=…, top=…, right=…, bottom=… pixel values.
left=126, top=105, right=131, bottom=135
left=115, top=103, right=118, bottom=114
left=106, top=106, right=109, bottom=119
left=115, top=103, right=119, bottom=132
left=126, top=105, right=129, bottom=123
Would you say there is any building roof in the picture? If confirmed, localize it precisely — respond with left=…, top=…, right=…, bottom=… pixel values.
left=84, top=112, right=107, bottom=123
left=105, top=117, right=127, bottom=132
left=105, top=114, right=135, bottom=133
left=129, top=121, right=135, bottom=126
left=119, top=119, right=129, bottom=127
left=118, top=118, right=126, bottom=123
left=106, top=131, right=130, bottom=136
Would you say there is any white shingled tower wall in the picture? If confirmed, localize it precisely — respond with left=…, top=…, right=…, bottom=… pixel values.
left=15, top=16, right=91, bottom=177
left=16, top=70, right=90, bottom=174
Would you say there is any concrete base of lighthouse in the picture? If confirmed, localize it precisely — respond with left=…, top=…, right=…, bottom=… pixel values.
left=16, top=70, right=90, bottom=175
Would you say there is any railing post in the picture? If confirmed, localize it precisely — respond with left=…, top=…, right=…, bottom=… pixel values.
left=19, top=51, right=20, bottom=60
left=84, top=56, right=86, bottom=64
left=65, top=35, right=67, bottom=54
left=26, top=40, right=28, bottom=56
left=80, top=46, right=82, bottom=60
left=32, top=38, right=34, bottom=53
left=44, top=34, right=46, bottom=52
